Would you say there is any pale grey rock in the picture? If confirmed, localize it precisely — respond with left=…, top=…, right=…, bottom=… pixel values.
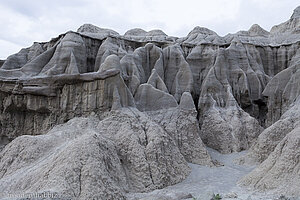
left=124, top=28, right=167, bottom=37
left=146, top=93, right=214, bottom=166
left=248, top=24, right=269, bottom=36
left=236, top=62, right=300, bottom=196
left=120, top=54, right=141, bottom=95
left=77, top=23, right=119, bottom=40
left=173, top=55, right=193, bottom=102
left=291, top=6, right=300, bottom=19
left=94, top=37, right=120, bottom=71
left=97, top=108, right=190, bottom=192
left=77, top=24, right=119, bottom=35
left=111, top=86, right=122, bottom=111
left=146, top=29, right=167, bottom=37
left=64, top=51, right=80, bottom=74
left=27, top=42, right=45, bottom=62
left=237, top=96, right=300, bottom=165
left=0, top=17, right=297, bottom=157
left=198, top=48, right=263, bottom=153
left=39, top=32, right=87, bottom=76
left=226, top=42, right=268, bottom=103
left=132, top=43, right=163, bottom=83
left=178, top=91, right=196, bottom=111
left=186, top=40, right=274, bottom=128
left=263, top=47, right=300, bottom=126
left=0, top=70, right=135, bottom=140
left=147, top=69, right=168, bottom=93
left=162, top=44, right=193, bottom=98
left=224, top=192, right=238, bottom=198
left=0, top=37, right=61, bottom=79
left=268, top=7, right=300, bottom=45
left=134, top=83, right=178, bottom=111
left=1, top=7, right=300, bottom=197
left=235, top=24, right=270, bottom=45
left=186, top=44, right=218, bottom=97
left=0, top=60, right=4, bottom=68
left=124, top=28, right=173, bottom=43
left=152, top=51, right=165, bottom=81
left=1, top=45, right=43, bottom=70
left=0, top=44, right=57, bottom=78
left=200, top=90, right=263, bottom=153
left=21, top=45, right=58, bottom=76
left=180, top=26, right=223, bottom=45
left=98, top=54, right=122, bottom=73
left=271, top=14, right=300, bottom=34
left=0, top=108, right=191, bottom=199
left=124, top=28, right=147, bottom=36
left=0, top=117, right=127, bottom=200
left=239, top=124, right=300, bottom=196
left=1, top=42, right=45, bottom=71
left=188, top=26, right=218, bottom=36
left=0, top=19, right=293, bottom=156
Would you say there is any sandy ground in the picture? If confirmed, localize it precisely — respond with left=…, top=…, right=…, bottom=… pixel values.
left=127, top=148, right=298, bottom=200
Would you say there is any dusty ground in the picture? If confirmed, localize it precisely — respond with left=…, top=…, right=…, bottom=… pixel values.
left=127, top=148, right=300, bottom=200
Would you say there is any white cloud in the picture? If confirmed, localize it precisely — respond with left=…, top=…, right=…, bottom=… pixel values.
left=0, top=0, right=299, bottom=59
left=0, top=39, right=23, bottom=60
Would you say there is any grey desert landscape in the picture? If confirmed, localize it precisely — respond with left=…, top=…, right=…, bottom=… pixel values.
left=0, top=4, right=300, bottom=200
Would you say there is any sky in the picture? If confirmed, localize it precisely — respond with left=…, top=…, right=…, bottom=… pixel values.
left=0, top=0, right=299, bottom=59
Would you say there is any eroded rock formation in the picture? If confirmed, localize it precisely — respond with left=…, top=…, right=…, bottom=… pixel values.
left=1, top=6, right=300, bottom=199
left=239, top=121, right=300, bottom=196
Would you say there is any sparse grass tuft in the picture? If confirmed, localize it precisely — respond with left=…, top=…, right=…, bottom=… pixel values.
left=211, top=193, right=222, bottom=200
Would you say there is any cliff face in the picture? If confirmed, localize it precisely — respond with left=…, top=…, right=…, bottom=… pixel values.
left=2, top=24, right=300, bottom=152
left=1, top=7, right=300, bottom=199
left=0, top=70, right=134, bottom=141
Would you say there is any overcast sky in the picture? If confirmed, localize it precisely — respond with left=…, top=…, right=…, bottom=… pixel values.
left=0, top=0, right=299, bottom=59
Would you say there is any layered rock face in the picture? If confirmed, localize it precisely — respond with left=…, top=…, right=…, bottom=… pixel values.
left=1, top=6, right=300, bottom=198
left=0, top=70, right=134, bottom=140
left=0, top=27, right=271, bottom=153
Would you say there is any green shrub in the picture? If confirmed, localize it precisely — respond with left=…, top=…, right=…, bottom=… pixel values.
left=212, top=193, right=222, bottom=200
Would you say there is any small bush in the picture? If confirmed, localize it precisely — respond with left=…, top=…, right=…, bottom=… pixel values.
left=211, top=193, right=222, bottom=200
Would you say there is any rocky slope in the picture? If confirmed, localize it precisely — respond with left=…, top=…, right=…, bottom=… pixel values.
left=0, top=108, right=213, bottom=199
left=0, top=6, right=300, bottom=199
left=239, top=123, right=300, bottom=196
